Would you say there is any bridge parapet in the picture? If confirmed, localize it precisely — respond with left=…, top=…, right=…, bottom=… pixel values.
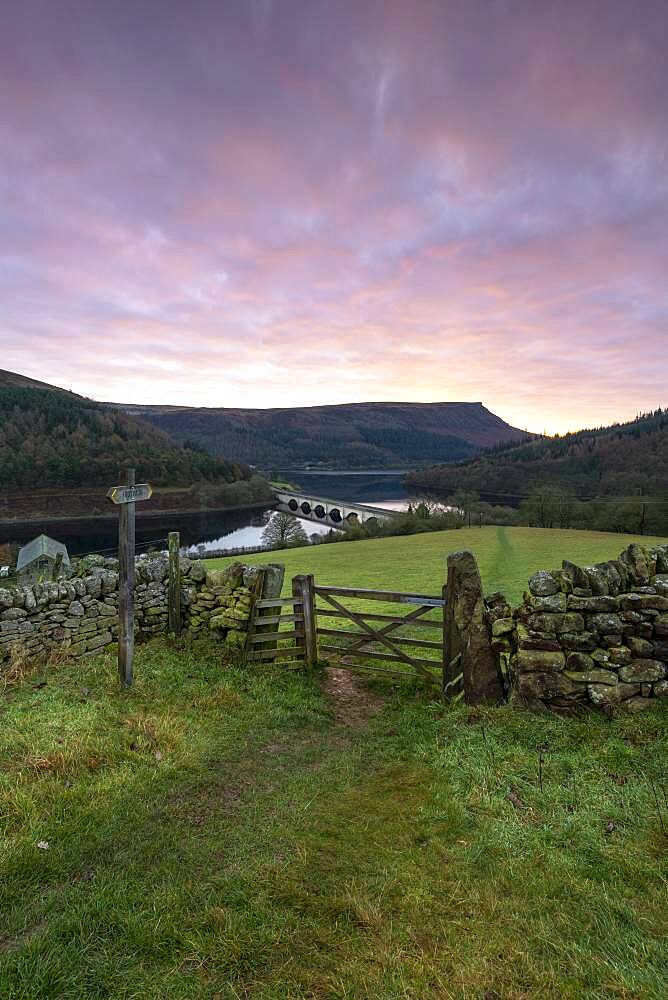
left=273, top=490, right=395, bottom=530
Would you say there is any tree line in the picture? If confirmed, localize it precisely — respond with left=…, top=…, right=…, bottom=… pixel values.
left=259, top=487, right=667, bottom=554
left=406, top=409, right=668, bottom=501
left=0, top=387, right=254, bottom=489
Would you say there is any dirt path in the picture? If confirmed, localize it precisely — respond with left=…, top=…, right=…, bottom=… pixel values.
left=320, top=666, right=387, bottom=729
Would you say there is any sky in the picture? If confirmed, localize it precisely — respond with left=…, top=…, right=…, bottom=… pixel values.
left=1, top=0, right=667, bottom=434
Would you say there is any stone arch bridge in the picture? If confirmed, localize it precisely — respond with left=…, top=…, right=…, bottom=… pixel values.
left=273, top=489, right=396, bottom=530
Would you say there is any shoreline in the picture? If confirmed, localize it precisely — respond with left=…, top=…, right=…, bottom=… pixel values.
left=0, top=501, right=274, bottom=536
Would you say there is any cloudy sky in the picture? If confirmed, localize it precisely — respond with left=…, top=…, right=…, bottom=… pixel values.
left=1, top=0, right=666, bottom=433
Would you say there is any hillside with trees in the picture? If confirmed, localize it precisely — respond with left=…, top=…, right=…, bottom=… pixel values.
left=118, top=400, right=528, bottom=469
left=0, top=370, right=262, bottom=492
left=407, top=410, right=668, bottom=536
left=407, top=409, right=667, bottom=498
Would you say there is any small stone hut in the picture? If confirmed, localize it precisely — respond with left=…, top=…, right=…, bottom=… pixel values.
left=16, top=535, right=70, bottom=584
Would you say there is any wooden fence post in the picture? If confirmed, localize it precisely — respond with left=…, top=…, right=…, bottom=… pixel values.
left=294, top=574, right=317, bottom=668
left=305, top=574, right=317, bottom=668
left=442, top=580, right=451, bottom=693
left=51, top=551, right=63, bottom=582
left=443, top=560, right=462, bottom=697
left=168, top=531, right=181, bottom=636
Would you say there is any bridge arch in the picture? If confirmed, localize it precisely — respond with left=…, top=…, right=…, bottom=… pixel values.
left=273, top=489, right=395, bottom=531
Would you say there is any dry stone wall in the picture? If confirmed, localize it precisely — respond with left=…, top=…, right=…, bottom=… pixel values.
left=0, top=556, right=283, bottom=665
left=487, top=542, right=668, bottom=712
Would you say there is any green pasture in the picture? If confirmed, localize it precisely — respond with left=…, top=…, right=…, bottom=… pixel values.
left=0, top=639, right=666, bottom=999
left=208, top=526, right=667, bottom=605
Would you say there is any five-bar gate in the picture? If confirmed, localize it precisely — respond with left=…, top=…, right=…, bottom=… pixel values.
left=315, top=584, right=445, bottom=688
left=246, top=573, right=465, bottom=698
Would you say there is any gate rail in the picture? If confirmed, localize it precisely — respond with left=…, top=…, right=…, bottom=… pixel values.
left=245, top=572, right=473, bottom=700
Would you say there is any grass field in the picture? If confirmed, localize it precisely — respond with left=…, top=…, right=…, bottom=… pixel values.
left=208, top=526, right=668, bottom=605
left=0, top=639, right=666, bottom=999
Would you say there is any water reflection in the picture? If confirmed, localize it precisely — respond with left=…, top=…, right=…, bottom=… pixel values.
left=0, top=471, right=421, bottom=558
left=185, top=508, right=334, bottom=556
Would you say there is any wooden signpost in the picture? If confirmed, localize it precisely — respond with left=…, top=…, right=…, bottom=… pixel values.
left=107, top=469, right=153, bottom=686
left=108, top=483, right=153, bottom=505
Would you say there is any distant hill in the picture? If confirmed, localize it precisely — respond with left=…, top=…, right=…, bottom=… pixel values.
left=0, top=369, right=257, bottom=491
left=407, top=409, right=668, bottom=499
left=117, top=401, right=528, bottom=469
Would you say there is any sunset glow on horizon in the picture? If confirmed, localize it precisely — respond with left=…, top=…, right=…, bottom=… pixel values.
left=2, top=0, right=667, bottom=435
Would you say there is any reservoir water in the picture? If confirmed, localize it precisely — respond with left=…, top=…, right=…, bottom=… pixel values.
left=1, top=470, right=424, bottom=559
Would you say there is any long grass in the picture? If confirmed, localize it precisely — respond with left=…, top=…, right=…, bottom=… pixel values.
left=0, top=638, right=666, bottom=998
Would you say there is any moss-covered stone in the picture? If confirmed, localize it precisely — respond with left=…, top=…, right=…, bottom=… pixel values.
left=565, top=668, right=618, bottom=685
left=588, top=682, right=639, bottom=707
left=561, top=560, right=590, bottom=592
left=582, top=566, right=610, bottom=596
left=517, top=671, right=585, bottom=702
left=620, top=544, right=651, bottom=585
left=654, top=546, right=668, bottom=574
left=560, top=631, right=597, bottom=652
left=223, top=629, right=245, bottom=649
left=516, top=623, right=561, bottom=651
left=491, top=617, right=514, bottom=637
left=618, top=659, right=666, bottom=683
left=528, top=571, right=560, bottom=597
left=627, top=636, right=655, bottom=657
left=564, top=651, right=594, bottom=672
left=206, top=563, right=244, bottom=591
left=606, top=646, right=632, bottom=665
left=526, top=612, right=585, bottom=635
left=527, top=594, right=567, bottom=613
left=654, top=614, right=668, bottom=637
left=566, top=595, right=619, bottom=612
left=587, top=613, right=624, bottom=634
left=624, top=696, right=654, bottom=713
left=515, top=649, right=565, bottom=673
left=620, top=594, right=668, bottom=612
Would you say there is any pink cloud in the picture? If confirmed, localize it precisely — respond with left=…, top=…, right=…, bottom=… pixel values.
left=0, top=0, right=666, bottom=434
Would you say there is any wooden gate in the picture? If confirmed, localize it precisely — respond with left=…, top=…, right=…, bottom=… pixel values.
left=314, top=584, right=446, bottom=688
left=245, top=573, right=467, bottom=699
left=245, top=574, right=315, bottom=670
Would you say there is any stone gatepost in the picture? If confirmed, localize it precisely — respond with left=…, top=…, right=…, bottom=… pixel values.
left=445, top=550, right=505, bottom=704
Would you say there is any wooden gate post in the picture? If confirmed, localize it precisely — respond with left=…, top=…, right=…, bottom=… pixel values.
left=292, top=574, right=317, bottom=668
left=442, top=580, right=457, bottom=695
left=247, top=564, right=285, bottom=652
left=168, top=531, right=181, bottom=636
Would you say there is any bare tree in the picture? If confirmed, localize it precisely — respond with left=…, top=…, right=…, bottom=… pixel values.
left=261, top=512, right=309, bottom=550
